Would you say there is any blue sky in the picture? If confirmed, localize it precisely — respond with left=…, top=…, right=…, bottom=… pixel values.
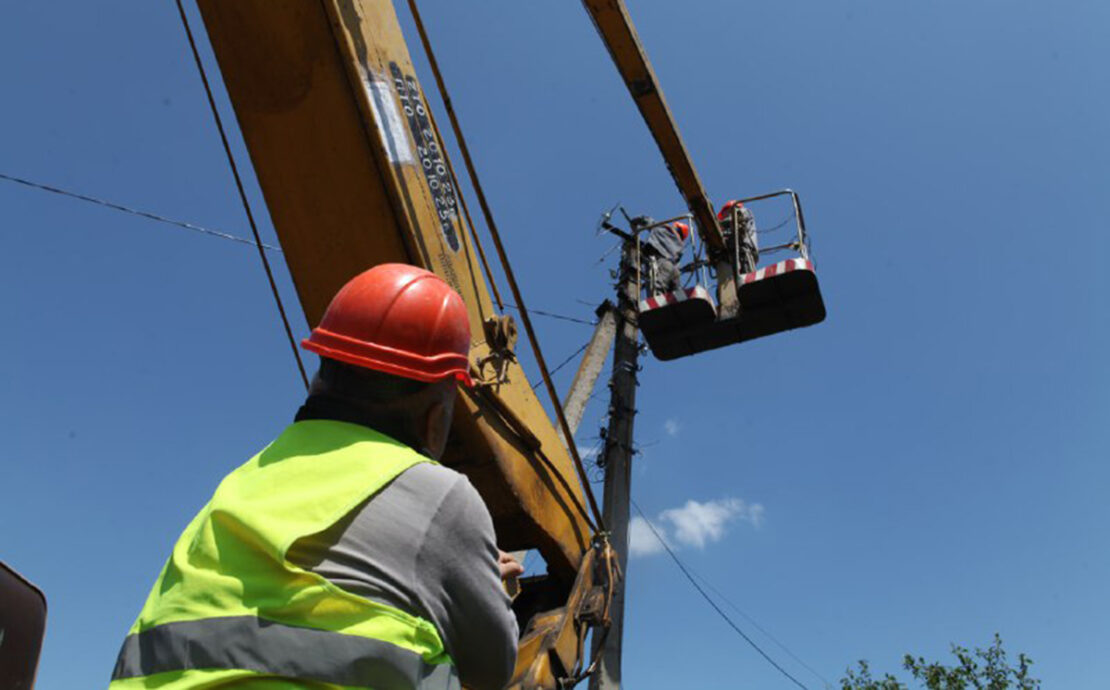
left=2, top=1, right=1108, bottom=688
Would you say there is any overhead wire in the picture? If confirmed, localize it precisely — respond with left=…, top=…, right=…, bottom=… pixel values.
left=0, top=172, right=280, bottom=251
left=407, top=0, right=604, bottom=530
left=759, top=242, right=801, bottom=256
left=630, top=499, right=812, bottom=690
left=505, top=303, right=596, bottom=327
left=532, top=339, right=593, bottom=390
left=758, top=210, right=798, bottom=235
left=594, top=239, right=623, bottom=265
left=174, top=0, right=308, bottom=390
left=687, top=569, right=833, bottom=689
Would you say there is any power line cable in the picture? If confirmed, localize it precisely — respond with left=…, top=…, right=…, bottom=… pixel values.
left=0, top=172, right=280, bottom=251
left=758, top=210, right=797, bottom=235
left=174, top=0, right=308, bottom=390
left=504, top=303, right=596, bottom=327
left=630, top=499, right=811, bottom=690
left=532, top=339, right=592, bottom=390
left=595, top=239, right=623, bottom=265
left=686, top=568, right=833, bottom=689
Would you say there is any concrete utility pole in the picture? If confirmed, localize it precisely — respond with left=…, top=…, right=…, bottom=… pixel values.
left=509, top=303, right=618, bottom=570
left=558, top=301, right=618, bottom=446
left=590, top=240, right=641, bottom=690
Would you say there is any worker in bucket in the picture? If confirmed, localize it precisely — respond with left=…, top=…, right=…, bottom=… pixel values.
left=718, top=200, right=759, bottom=274
left=639, top=217, right=691, bottom=295
left=110, top=264, right=523, bottom=690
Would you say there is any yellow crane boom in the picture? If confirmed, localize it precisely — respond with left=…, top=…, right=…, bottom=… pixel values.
left=580, top=0, right=724, bottom=251
left=194, top=2, right=620, bottom=686
left=580, top=0, right=739, bottom=315
left=192, top=0, right=759, bottom=683
left=196, top=0, right=593, bottom=578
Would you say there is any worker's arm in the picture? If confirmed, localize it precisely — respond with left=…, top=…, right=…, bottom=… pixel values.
left=287, top=463, right=518, bottom=689
left=416, top=474, right=520, bottom=689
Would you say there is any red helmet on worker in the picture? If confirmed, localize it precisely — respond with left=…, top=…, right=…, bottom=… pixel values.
left=302, top=263, right=474, bottom=387
left=671, top=221, right=691, bottom=241
left=717, top=199, right=744, bottom=221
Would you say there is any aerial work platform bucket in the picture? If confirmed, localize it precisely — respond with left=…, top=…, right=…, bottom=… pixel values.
left=637, top=285, right=717, bottom=337
left=637, top=190, right=826, bottom=361
left=640, top=259, right=825, bottom=360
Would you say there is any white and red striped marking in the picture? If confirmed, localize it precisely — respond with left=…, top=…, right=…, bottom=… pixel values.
left=639, top=285, right=714, bottom=312
left=741, top=258, right=814, bottom=285
left=638, top=260, right=815, bottom=312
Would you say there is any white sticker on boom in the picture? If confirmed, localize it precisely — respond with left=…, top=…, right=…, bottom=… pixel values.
left=365, top=79, right=414, bottom=165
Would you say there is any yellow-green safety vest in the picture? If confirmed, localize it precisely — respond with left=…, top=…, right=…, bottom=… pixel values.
left=109, top=420, right=455, bottom=689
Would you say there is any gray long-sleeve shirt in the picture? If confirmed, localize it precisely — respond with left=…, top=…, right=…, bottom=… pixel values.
left=288, top=461, right=518, bottom=690
left=643, top=224, right=687, bottom=263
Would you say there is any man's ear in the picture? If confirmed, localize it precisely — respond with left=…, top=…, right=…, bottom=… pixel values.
left=421, top=385, right=456, bottom=461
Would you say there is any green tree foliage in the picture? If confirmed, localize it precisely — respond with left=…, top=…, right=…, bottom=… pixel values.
left=840, top=634, right=1039, bottom=690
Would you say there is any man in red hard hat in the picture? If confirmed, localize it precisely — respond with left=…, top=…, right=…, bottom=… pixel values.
left=639, top=217, right=691, bottom=295
left=111, top=264, right=522, bottom=690
left=718, top=200, right=759, bottom=274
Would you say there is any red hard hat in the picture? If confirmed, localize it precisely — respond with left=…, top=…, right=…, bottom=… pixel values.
left=303, top=264, right=474, bottom=387
left=671, top=222, right=691, bottom=241
left=717, top=200, right=744, bottom=221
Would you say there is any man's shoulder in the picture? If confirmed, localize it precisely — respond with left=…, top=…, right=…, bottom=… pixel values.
left=305, top=462, right=480, bottom=565
left=390, top=463, right=491, bottom=532
left=388, top=462, right=484, bottom=516
left=396, top=461, right=466, bottom=492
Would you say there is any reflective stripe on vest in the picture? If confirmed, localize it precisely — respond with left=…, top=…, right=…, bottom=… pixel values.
left=110, top=420, right=455, bottom=689
left=110, top=616, right=458, bottom=689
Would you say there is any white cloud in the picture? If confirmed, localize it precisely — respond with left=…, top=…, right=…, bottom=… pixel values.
left=663, top=418, right=681, bottom=437
left=629, top=497, right=765, bottom=558
left=661, top=498, right=740, bottom=548
left=628, top=516, right=666, bottom=556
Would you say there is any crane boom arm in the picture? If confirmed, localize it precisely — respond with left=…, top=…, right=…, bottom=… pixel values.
left=195, top=0, right=593, bottom=578
left=580, top=0, right=725, bottom=253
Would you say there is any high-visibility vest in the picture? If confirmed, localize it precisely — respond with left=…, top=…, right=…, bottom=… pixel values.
left=109, top=420, right=456, bottom=689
